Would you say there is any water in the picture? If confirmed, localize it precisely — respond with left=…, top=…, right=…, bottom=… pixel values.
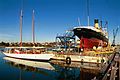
left=0, top=50, right=99, bottom=80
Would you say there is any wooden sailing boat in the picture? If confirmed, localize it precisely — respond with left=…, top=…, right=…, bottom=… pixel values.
left=3, top=10, right=54, bottom=61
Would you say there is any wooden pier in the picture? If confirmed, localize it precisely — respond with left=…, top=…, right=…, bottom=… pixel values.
left=50, top=46, right=120, bottom=80
left=92, top=46, right=120, bottom=80
left=49, top=45, right=120, bottom=80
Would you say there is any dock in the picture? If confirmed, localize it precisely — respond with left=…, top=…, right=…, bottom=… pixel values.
left=92, top=46, right=120, bottom=80
left=50, top=46, right=120, bottom=80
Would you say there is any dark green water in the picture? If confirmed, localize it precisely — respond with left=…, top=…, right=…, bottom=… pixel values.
left=0, top=50, right=98, bottom=80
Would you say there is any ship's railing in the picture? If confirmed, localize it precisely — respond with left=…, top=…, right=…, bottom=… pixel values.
left=4, top=47, right=47, bottom=54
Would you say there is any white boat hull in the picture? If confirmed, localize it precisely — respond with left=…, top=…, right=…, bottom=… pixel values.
left=3, top=52, right=54, bottom=61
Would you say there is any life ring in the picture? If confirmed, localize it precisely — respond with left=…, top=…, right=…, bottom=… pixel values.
left=66, top=57, right=71, bottom=64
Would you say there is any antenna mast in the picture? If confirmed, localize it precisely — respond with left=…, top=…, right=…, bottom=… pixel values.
left=32, top=9, right=35, bottom=46
left=87, top=0, right=90, bottom=26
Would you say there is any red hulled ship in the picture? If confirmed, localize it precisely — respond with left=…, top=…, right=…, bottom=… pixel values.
left=73, top=19, right=108, bottom=50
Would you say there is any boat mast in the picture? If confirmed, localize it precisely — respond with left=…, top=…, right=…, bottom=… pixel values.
left=20, top=10, right=23, bottom=47
left=32, top=9, right=35, bottom=46
left=78, top=17, right=80, bottom=26
left=87, top=0, right=90, bottom=26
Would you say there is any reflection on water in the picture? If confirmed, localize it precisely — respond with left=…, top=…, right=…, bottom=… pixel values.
left=3, top=57, right=56, bottom=80
left=0, top=52, right=100, bottom=80
left=4, top=57, right=55, bottom=70
left=51, top=61, right=100, bottom=80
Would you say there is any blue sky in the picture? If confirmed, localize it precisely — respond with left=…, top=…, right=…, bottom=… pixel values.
left=0, top=0, right=120, bottom=44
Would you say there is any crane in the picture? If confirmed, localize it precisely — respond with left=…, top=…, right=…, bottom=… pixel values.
left=112, top=26, right=119, bottom=46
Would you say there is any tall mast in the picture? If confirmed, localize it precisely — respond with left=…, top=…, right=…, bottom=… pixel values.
left=32, top=9, right=35, bottom=46
left=87, top=0, right=90, bottom=26
left=20, top=10, right=23, bottom=47
left=78, top=17, right=80, bottom=26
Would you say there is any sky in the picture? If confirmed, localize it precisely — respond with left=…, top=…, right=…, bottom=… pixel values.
left=0, top=0, right=120, bottom=44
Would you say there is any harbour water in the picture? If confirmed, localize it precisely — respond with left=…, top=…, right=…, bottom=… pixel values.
left=0, top=50, right=100, bottom=80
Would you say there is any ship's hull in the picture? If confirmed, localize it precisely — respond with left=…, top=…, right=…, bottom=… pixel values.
left=3, top=52, right=54, bottom=61
left=73, top=27, right=108, bottom=49
left=52, top=54, right=107, bottom=63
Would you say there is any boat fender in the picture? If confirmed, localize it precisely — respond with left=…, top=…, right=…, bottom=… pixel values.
left=97, top=59, right=99, bottom=63
left=81, top=59, right=84, bottom=63
left=101, top=59, right=104, bottom=63
left=66, top=57, right=71, bottom=64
